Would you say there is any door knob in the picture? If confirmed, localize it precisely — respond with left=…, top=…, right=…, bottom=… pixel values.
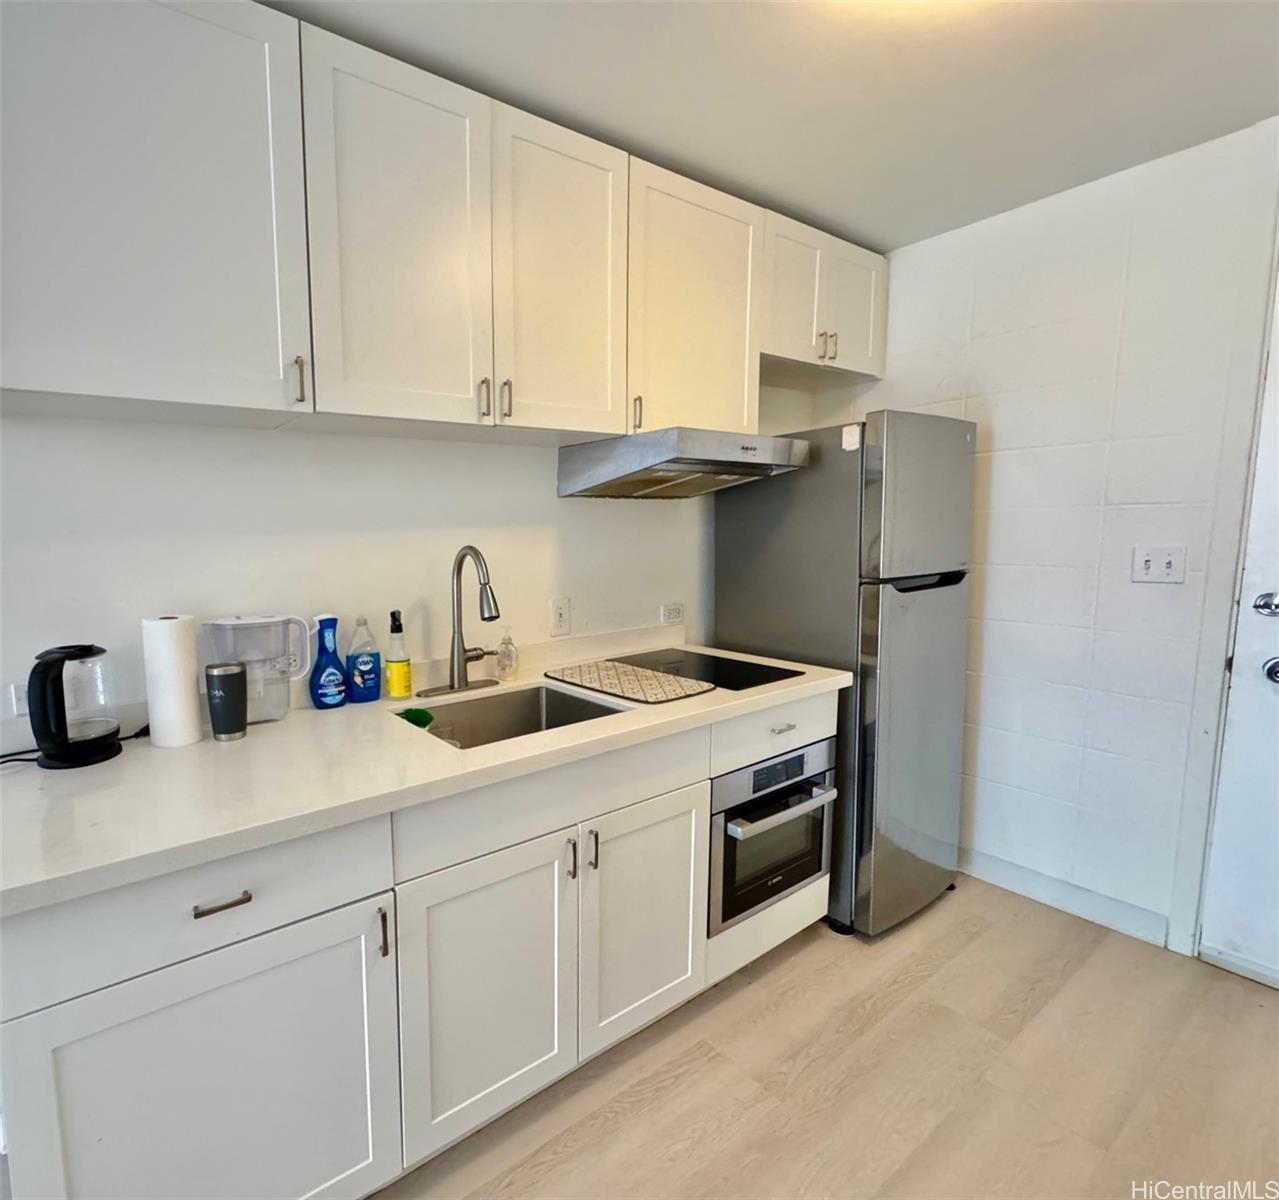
left=1254, top=592, right=1279, bottom=616
left=1265, top=658, right=1279, bottom=684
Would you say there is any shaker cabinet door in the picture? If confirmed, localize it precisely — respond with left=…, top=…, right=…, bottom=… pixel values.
left=821, top=238, right=888, bottom=378
left=0, top=895, right=402, bottom=1200
left=492, top=106, right=629, bottom=434
left=398, top=829, right=579, bottom=1169
left=0, top=0, right=311, bottom=411
left=578, top=782, right=709, bottom=1059
left=627, top=160, right=763, bottom=435
left=303, top=25, right=494, bottom=424
left=762, top=211, right=827, bottom=366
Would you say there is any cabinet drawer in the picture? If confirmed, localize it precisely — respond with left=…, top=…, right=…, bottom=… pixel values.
left=1, top=817, right=392, bottom=1021
left=709, top=692, right=839, bottom=776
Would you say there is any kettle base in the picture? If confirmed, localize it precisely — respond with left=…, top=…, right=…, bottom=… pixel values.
left=37, top=739, right=123, bottom=770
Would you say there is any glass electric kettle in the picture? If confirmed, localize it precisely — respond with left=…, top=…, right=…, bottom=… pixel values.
left=27, top=645, right=122, bottom=769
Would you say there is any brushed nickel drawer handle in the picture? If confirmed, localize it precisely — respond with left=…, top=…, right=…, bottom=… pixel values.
left=817, top=332, right=828, bottom=360
left=567, top=836, right=579, bottom=879
left=829, top=332, right=839, bottom=361
left=632, top=395, right=643, bottom=430
left=771, top=722, right=797, bottom=736
left=378, top=906, right=390, bottom=957
left=588, top=829, right=600, bottom=870
left=478, top=376, right=492, bottom=420
left=293, top=355, right=307, bottom=406
left=192, top=890, right=252, bottom=920
left=500, top=378, right=513, bottom=419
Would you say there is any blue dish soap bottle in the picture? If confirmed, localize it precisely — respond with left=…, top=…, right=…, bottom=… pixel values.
left=346, top=616, right=381, bottom=703
left=309, top=614, right=348, bottom=709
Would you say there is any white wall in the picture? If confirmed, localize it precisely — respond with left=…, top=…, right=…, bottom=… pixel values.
left=0, top=418, right=712, bottom=735
left=853, top=119, right=1279, bottom=944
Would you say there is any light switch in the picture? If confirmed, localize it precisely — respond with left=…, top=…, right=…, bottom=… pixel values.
left=1131, top=544, right=1187, bottom=584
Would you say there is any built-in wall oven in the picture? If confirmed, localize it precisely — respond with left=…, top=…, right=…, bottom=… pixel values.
left=709, top=737, right=836, bottom=936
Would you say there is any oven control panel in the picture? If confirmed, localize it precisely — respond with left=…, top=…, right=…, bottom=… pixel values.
left=711, top=736, right=837, bottom=815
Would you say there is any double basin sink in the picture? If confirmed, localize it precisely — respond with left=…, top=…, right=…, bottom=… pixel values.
left=402, top=685, right=623, bottom=750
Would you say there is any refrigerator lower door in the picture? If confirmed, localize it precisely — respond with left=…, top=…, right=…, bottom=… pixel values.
left=851, top=572, right=969, bottom=935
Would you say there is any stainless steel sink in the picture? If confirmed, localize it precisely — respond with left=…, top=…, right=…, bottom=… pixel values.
left=404, top=686, right=623, bottom=750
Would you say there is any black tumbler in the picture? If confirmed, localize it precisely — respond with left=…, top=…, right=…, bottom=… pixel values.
left=206, top=663, right=248, bottom=742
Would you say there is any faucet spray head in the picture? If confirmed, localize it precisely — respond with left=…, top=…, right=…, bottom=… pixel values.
left=479, top=583, right=500, bottom=622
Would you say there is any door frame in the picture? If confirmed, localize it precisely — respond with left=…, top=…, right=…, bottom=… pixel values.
left=1167, top=206, right=1279, bottom=957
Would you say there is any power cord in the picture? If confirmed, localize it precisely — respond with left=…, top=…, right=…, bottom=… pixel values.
left=0, top=724, right=150, bottom=764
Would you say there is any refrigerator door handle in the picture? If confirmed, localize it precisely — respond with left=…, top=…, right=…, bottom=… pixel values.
left=885, top=570, right=967, bottom=594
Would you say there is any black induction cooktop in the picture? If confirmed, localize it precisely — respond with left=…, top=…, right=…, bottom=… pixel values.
left=609, top=648, right=802, bottom=691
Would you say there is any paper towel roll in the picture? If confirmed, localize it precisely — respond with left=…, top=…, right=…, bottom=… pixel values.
left=142, top=615, right=202, bottom=748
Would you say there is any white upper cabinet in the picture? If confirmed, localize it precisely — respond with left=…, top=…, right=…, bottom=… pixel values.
left=824, top=238, right=888, bottom=376
left=398, top=829, right=579, bottom=1168
left=578, top=782, right=709, bottom=1059
left=762, top=212, right=827, bottom=367
left=0, top=0, right=311, bottom=411
left=303, top=26, right=494, bottom=424
left=762, top=212, right=887, bottom=378
left=627, top=161, right=764, bottom=435
left=0, top=895, right=401, bottom=1200
left=492, top=106, right=629, bottom=434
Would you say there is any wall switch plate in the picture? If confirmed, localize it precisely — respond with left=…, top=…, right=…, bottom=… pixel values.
left=550, top=596, right=572, bottom=637
left=660, top=602, right=685, bottom=626
left=1131, top=544, right=1187, bottom=584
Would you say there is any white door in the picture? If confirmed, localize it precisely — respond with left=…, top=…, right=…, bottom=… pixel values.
left=821, top=238, right=888, bottom=377
left=1199, top=315, right=1279, bottom=986
left=627, top=160, right=763, bottom=435
left=762, top=212, right=827, bottom=366
left=0, top=0, right=311, bottom=411
left=492, top=106, right=628, bottom=434
left=579, top=782, right=709, bottom=1059
left=0, top=895, right=401, bottom=1200
left=398, top=829, right=579, bottom=1169
left=303, top=26, right=494, bottom=424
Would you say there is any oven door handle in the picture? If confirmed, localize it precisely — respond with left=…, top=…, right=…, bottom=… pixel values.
left=725, top=786, right=837, bottom=840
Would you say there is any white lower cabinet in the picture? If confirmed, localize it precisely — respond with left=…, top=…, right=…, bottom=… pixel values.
left=397, top=780, right=711, bottom=1164
left=0, top=894, right=402, bottom=1200
left=398, top=828, right=579, bottom=1168
left=579, top=781, right=709, bottom=1059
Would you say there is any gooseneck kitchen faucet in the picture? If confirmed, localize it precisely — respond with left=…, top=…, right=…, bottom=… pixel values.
left=447, top=544, right=501, bottom=692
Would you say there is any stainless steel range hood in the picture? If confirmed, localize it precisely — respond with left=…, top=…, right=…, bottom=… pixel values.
left=557, top=428, right=810, bottom=498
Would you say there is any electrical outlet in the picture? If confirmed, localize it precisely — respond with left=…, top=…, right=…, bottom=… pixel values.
left=1131, top=544, right=1187, bottom=584
left=550, top=596, right=572, bottom=637
left=5, top=682, right=28, bottom=719
left=660, top=602, right=685, bottom=626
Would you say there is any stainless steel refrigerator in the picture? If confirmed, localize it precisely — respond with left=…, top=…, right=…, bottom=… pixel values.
left=714, top=410, right=975, bottom=935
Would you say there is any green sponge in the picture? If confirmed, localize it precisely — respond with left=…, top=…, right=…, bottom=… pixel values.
left=397, top=707, right=435, bottom=729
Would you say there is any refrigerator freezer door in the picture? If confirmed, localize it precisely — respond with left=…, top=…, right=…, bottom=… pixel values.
left=862, top=410, right=976, bottom=580
left=854, top=574, right=968, bottom=935
left=715, top=424, right=862, bottom=670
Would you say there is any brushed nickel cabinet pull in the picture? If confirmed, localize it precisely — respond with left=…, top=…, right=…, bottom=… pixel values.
left=588, top=829, right=600, bottom=870
left=479, top=376, right=492, bottom=420
left=378, top=907, right=390, bottom=958
left=293, top=355, right=307, bottom=405
left=830, top=332, right=839, bottom=362
left=500, top=378, right=513, bottom=419
left=192, top=890, right=252, bottom=920
left=632, top=395, right=643, bottom=430
left=817, top=332, right=828, bottom=360
left=770, top=722, right=797, bottom=736
left=566, top=837, right=578, bottom=879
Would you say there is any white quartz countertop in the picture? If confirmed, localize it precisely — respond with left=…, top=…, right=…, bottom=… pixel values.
left=0, top=646, right=850, bottom=916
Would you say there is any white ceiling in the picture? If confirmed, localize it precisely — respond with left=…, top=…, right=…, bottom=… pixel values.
left=266, top=0, right=1279, bottom=251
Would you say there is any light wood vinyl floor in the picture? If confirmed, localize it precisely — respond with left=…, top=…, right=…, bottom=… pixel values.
left=379, top=877, right=1279, bottom=1200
